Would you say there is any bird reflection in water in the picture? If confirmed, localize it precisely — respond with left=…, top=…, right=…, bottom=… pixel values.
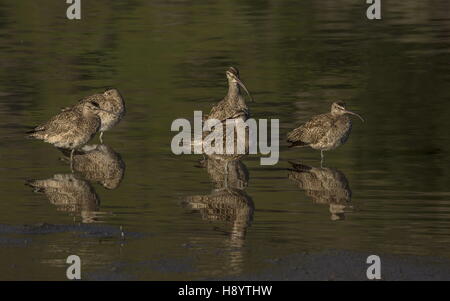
left=26, top=144, right=125, bottom=223
left=183, top=158, right=254, bottom=274
left=59, top=144, right=125, bottom=189
left=26, top=174, right=100, bottom=223
left=288, top=161, right=353, bottom=221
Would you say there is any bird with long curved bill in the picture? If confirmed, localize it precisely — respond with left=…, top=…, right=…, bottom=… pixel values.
left=27, top=101, right=119, bottom=170
left=287, top=101, right=364, bottom=166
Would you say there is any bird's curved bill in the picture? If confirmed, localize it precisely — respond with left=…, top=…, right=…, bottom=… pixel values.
left=345, top=110, right=364, bottom=122
left=236, top=78, right=254, bottom=102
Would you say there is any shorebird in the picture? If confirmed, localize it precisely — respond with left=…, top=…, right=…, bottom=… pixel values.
left=288, top=161, right=352, bottom=221
left=191, top=67, right=254, bottom=172
left=287, top=101, right=364, bottom=165
left=203, top=67, right=253, bottom=147
left=64, top=89, right=125, bottom=143
left=25, top=174, right=100, bottom=223
left=27, top=101, right=117, bottom=169
left=203, top=129, right=251, bottom=164
left=205, top=67, right=253, bottom=124
left=59, top=144, right=125, bottom=190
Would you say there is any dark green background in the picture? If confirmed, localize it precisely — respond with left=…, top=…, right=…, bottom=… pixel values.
left=0, top=0, right=449, bottom=280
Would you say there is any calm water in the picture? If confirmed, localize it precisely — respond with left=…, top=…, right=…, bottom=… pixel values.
left=1, top=0, right=450, bottom=280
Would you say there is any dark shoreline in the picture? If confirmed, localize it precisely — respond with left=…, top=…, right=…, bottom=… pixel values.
left=220, top=250, right=450, bottom=281
left=2, top=224, right=450, bottom=281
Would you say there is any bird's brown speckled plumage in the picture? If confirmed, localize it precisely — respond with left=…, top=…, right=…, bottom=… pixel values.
left=287, top=102, right=363, bottom=163
left=287, top=113, right=352, bottom=150
left=28, top=102, right=102, bottom=150
left=196, top=67, right=253, bottom=161
left=205, top=67, right=251, bottom=123
left=66, top=89, right=125, bottom=142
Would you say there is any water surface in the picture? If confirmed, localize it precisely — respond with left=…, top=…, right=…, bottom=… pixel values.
left=0, top=0, right=450, bottom=280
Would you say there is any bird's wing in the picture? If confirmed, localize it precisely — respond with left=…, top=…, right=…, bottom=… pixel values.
left=207, top=99, right=229, bottom=121
left=40, top=110, right=82, bottom=135
left=207, top=100, right=248, bottom=124
left=287, top=114, right=332, bottom=145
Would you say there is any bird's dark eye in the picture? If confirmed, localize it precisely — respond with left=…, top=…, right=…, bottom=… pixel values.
left=90, top=101, right=100, bottom=107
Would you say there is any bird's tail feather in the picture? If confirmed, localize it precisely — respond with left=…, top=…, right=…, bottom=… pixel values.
left=288, top=161, right=312, bottom=172
left=25, top=124, right=45, bottom=133
left=287, top=140, right=309, bottom=148
left=26, top=126, right=47, bottom=139
left=26, top=130, right=36, bottom=135
left=24, top=179, right=45, bottom=193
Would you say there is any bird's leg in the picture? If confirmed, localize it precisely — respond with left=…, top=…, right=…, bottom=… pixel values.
left=70, top=149, right=75, bottom=172
left=99, top=132, right=104, bottom=144
left=237, top=179, right=245, bottom=190
left=320, top=150, right=324, bottom=168
left=224, top=161, right=229, bottom=189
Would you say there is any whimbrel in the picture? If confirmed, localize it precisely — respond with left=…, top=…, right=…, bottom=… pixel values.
left=59, top=144, right=125, bottom=190
left=288, top=161, right=352, bottom=221
left=287, top=101, right=364, bottom=165
left=27, top=101, right=117, bottom=169
left=64, top=89, right=125, bottom=143
left=205, top=67, right=253, bottom=124
left=199, top=67, right=253, bottom=168
left=25, top=174, right=100, bottom=223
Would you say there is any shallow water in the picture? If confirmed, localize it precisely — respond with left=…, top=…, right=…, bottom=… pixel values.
left=0, top=0, right=450, bottom=280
